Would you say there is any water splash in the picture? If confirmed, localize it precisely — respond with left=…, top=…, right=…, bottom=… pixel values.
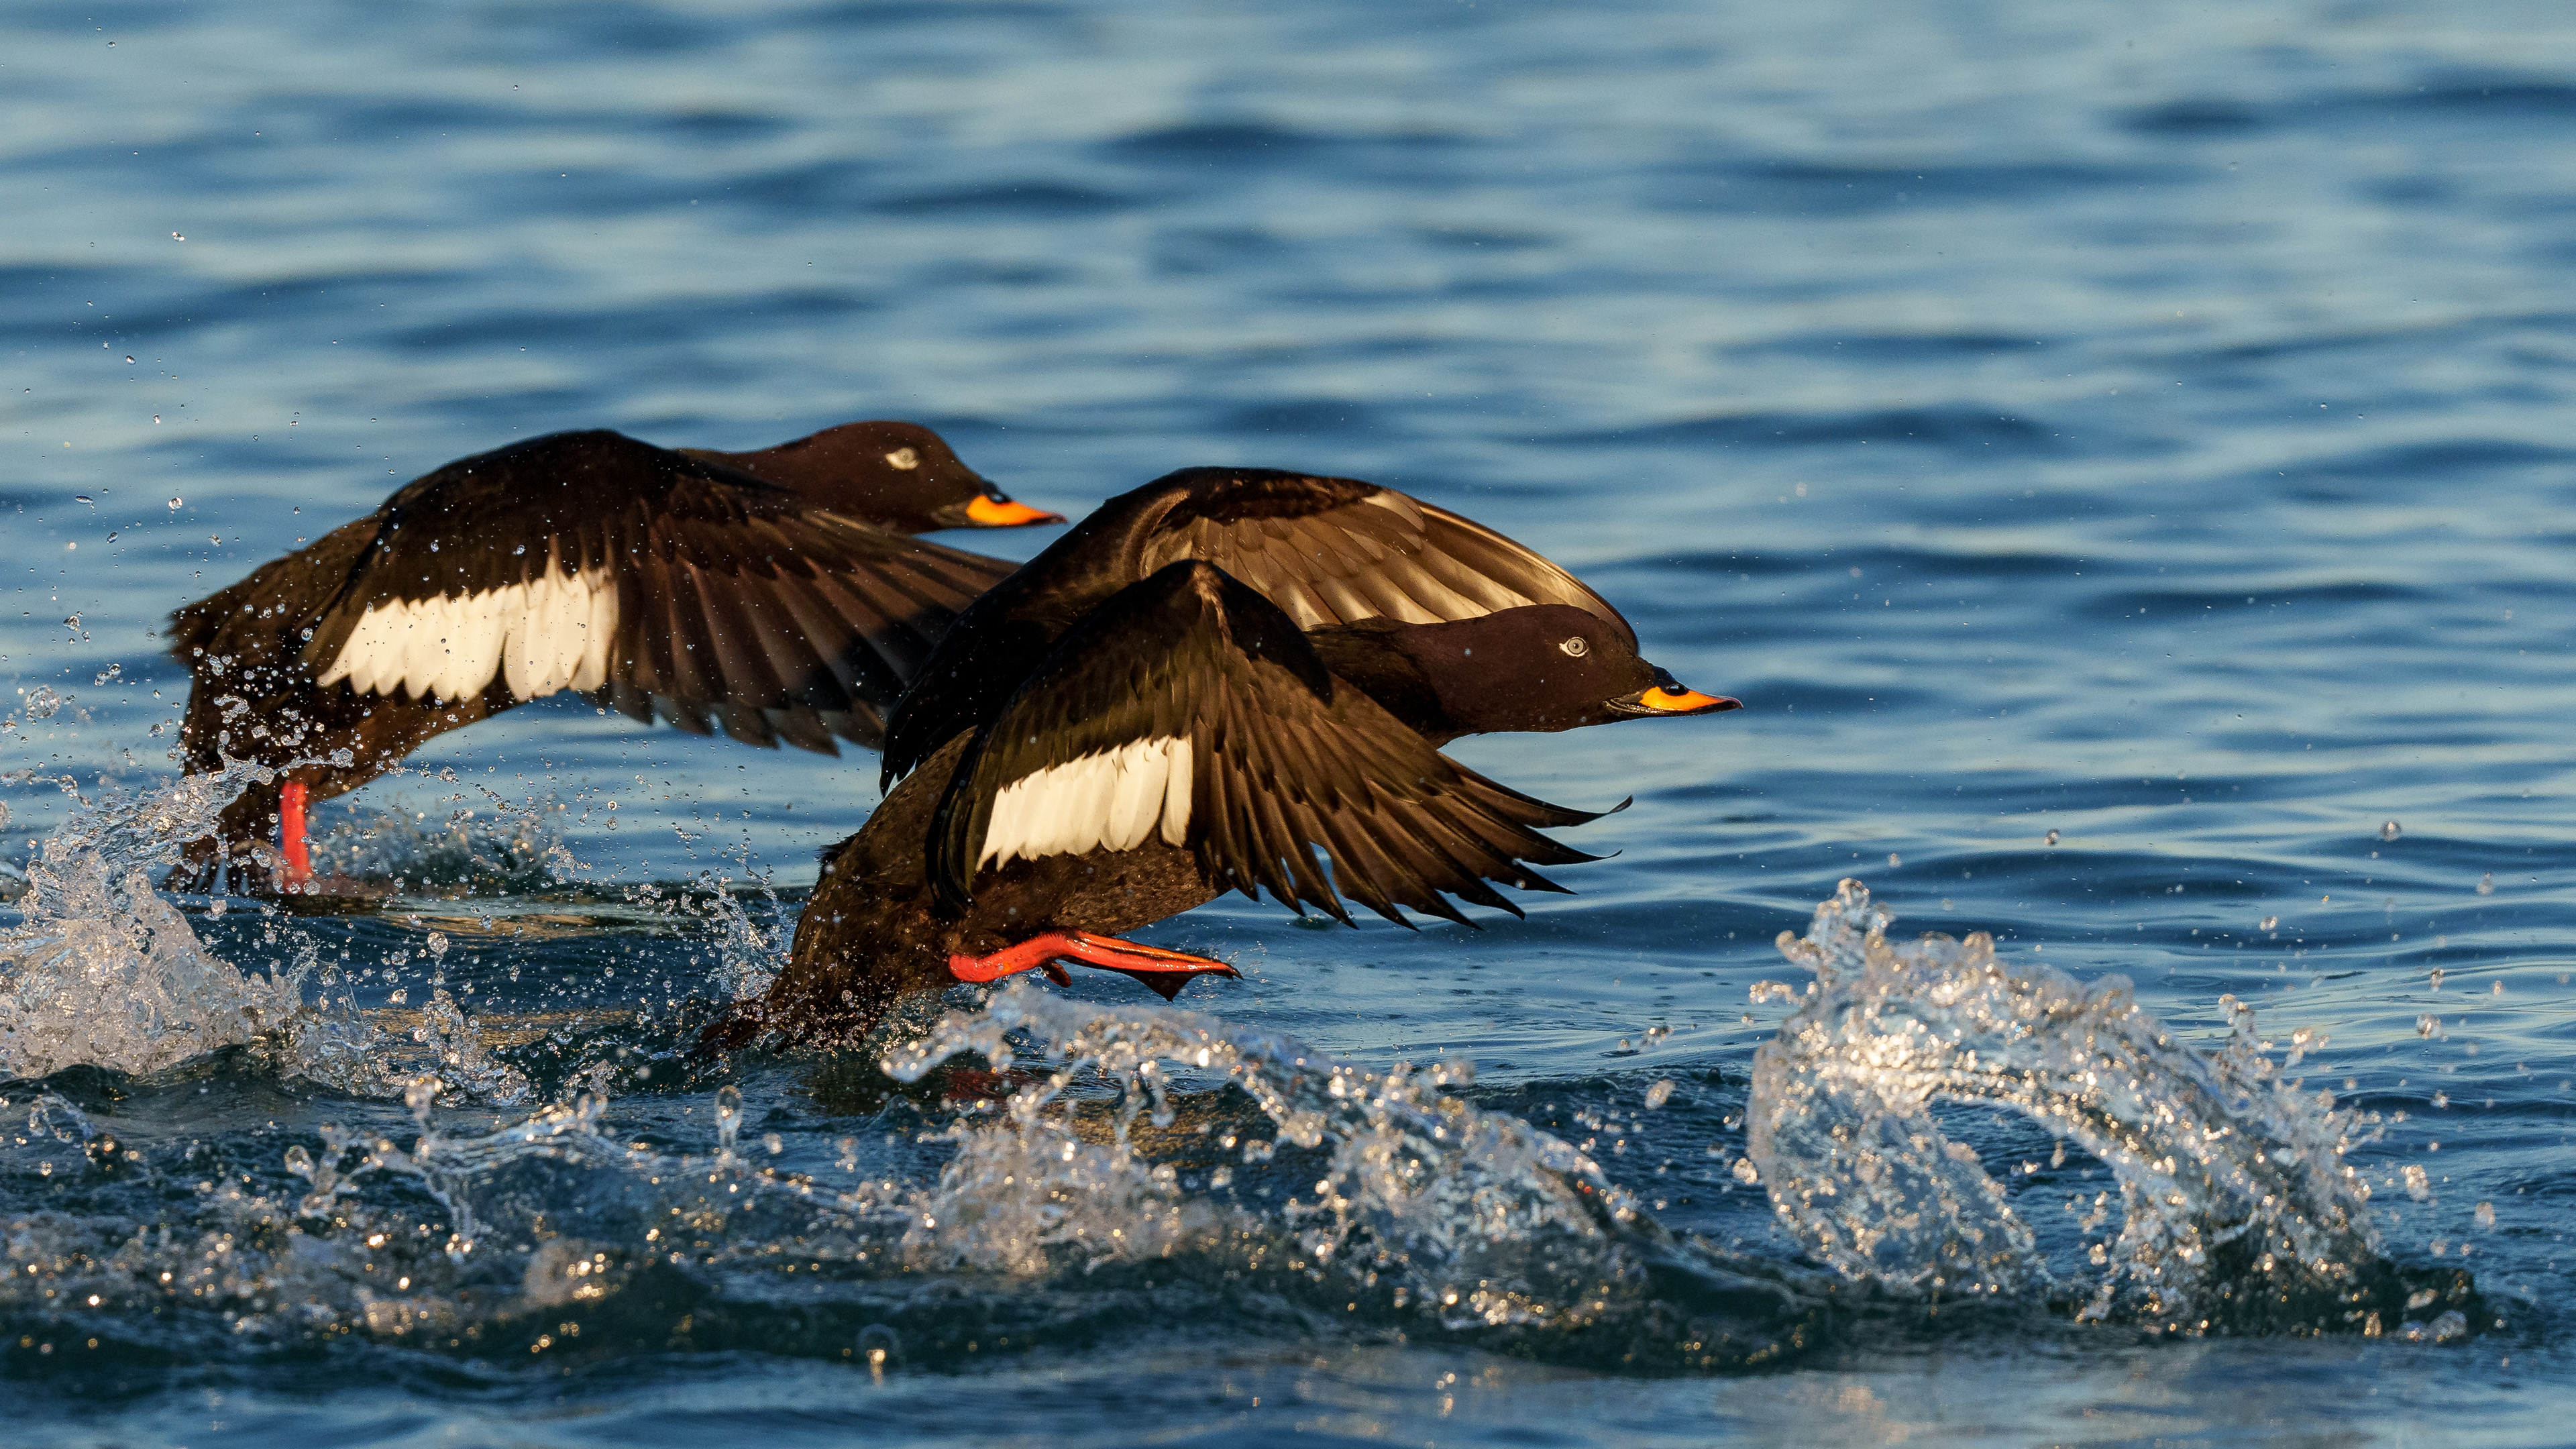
left=303, top=786, right=580, bottom=896
left=0, top=984, right=1812, bottom=1370
left=1748, top=879, right=2406, bottom=1332
left=0, top=765, right=307, bottom=1077
left=686, top=866, right=785, bottom=1002
left=392, top=989, right=534, bottom=1105
left=0, top=989, right=1819, bottom=1374
left=884, top=985, right=1621, bottom=1289
left=0, top=765, right=525, bottom=1102
left=880, top=984, right=1815, bottom=1364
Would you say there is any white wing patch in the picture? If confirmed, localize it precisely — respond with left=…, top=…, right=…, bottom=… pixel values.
left=316, top=566, right=619, bottom=702
left=979, top=736, right=1193, bottom=869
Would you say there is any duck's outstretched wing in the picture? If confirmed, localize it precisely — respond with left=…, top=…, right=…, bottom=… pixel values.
left=1134, top=468, right=1635, bottom=640
left=926, top=559, right=1612, bottom=925
left=292, top=429, right=1014, bottom=751
left=883, top=466, right=1632, bottom=784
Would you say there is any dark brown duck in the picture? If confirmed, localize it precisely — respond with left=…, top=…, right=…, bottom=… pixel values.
left=735, top=468, right=1737, bottom=1049
left=167, top=421, right=1061, bottom=892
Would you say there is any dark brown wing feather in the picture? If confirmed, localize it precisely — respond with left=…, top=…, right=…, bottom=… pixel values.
left=288, top=429, right=1014, bottom=753
left=883, top=467, right=1633, bottom=785
left=1137, top=471, right=1636, bottom=647
left=926, top=560, right=1607, bottom=924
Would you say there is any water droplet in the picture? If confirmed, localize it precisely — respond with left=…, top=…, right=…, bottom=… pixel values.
left=2430, top=968, right=2445, bottom=991
left=2475, top=1201, right=2496, bottom=1230
left=1886, top=853, right=1901, bottom=867
left=1731, top=1158, right=1760, bottom=1184
left=2380, top=820, right=2402, bottom=842
left=167, top=497, right=182, bottom=509
left=72, top=495, right=91, bottom=506
left=857, top=1324, right=899, bottom=1371
left=1644, top=1079, right=1674, bottom=1110
left=403, top=1075, right=438, bottom=1130
left=714, top=1084, right=743, bottom=1159
left=2259, top=916, right=2277, bottom=932
left=2477, top=872, right=2494, bottom=896
left=2043, top=830, right=2059, bottom=847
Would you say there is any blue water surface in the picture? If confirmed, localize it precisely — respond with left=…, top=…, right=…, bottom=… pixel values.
left=5, top=0, right=2576, bottom=1443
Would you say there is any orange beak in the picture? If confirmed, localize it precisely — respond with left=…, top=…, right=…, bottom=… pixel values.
left=1637, top=686, right=1741, bottom=713
left=964, top=494, right=1067, bottom=527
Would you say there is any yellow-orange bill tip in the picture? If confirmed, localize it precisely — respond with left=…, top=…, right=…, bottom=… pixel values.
left=1640, top=687, right=1741, bottom=713
left=965, top=494, right=1067, bottom=526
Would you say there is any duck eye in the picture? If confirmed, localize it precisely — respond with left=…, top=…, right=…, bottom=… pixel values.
left=1559, top=636, right=1588, bottom=657
left=883, top=447, right=920, bottom=470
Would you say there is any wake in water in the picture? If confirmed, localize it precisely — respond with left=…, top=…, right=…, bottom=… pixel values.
left=0, top=981, right=1819, bottom=1373
left=0, top=776, right=2484, bottom=1377
left=1748, top=879, right=2474, bottom=1339
left=0, top=770, right=1812, bottom=1368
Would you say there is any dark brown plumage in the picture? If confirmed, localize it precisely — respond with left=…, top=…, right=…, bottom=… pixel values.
left=733, top=470, right=1738, bottom=1050
left=879, top=465, right=1640, bottom=786
left=167, top=423, right=1058, bottom=892
left=682, top=419, right=1061, bottom=533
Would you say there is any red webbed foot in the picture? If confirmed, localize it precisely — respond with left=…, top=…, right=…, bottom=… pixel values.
left=949, top=930, right=1240, bottom=1002
left=278, top=780, right=314, bottom=889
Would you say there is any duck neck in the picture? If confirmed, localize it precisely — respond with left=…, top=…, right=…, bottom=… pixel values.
left=1303, top=620, right=1461, bottom=743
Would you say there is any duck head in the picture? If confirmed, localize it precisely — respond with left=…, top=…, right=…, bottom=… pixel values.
left=1307, top=603, right=1739, bottom=744
left=708, top=420, right=1064, bottom=534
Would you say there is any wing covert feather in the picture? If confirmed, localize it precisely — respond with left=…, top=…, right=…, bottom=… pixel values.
left=926, top=560, right=1605, bottom=924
